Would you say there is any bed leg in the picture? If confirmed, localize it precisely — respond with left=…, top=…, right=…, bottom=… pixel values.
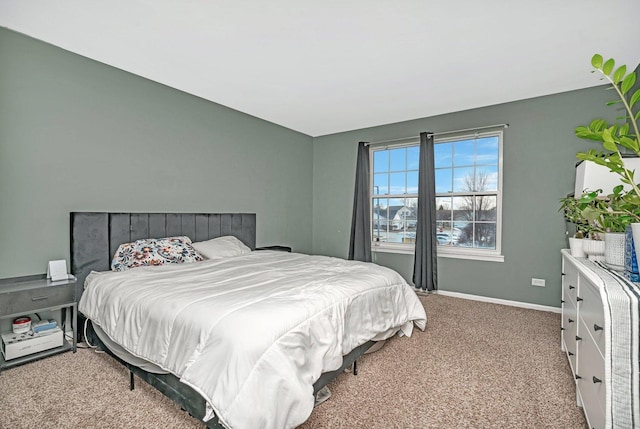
left=353, top=360, right=358, bottom=376
left=130, top=370, right=135, bottom=391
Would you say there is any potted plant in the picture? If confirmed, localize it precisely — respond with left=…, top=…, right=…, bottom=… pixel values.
left=565, top=190, right=608, bottom=260
left=574, top=54, right=640, bottom=261
left=579, top=186, right=638, bottom=268
left=559, top=194, right=590, bottom=257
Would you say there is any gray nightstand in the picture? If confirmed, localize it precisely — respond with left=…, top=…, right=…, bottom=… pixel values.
left=0, top=274, right=77, bottom=372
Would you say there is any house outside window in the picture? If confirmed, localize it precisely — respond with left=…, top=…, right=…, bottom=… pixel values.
left=370, top=130, right=503, bottom=262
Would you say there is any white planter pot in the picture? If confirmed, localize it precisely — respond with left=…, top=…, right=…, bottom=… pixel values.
left=569, top=237, right=586, bottom=258
left=604, top=232, right=625, bottom=271
left=583, top=238, right=605, bottom=261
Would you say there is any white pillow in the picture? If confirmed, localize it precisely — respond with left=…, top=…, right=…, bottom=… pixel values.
left=192, top=236, right=251, bottom=260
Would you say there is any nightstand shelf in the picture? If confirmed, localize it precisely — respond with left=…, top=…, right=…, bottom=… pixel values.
left=0, top=274, right=77, bottom=373
left=0, top=340, right=74, bottom=370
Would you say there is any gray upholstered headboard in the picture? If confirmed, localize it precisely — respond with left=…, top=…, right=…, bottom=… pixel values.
left=70, top=212, right=256, bottom=301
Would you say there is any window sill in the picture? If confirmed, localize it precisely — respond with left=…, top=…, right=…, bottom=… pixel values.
left=371, top=244, right=504, bottom=262
left=437, top=250, right=504, bottom=263
left=371, top=243, right=415, bottom=255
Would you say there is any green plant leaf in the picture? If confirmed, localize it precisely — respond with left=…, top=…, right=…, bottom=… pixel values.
left=624, top=193, right=640, bottom=209
left=619, top=136, right=639, bottom=152
left=603, top=126, right=615, bottom=141
left=609, top=152, right=622, bottom=161
left=620, top=123, right=630, bottom=137
left=612, top=124, right=620, bottom=135
left=575, top=127, right=604, bottom=141
left=630, top=89, right=640, bottom=109
left=614, top=65, right=627, bottom=83
left=591, top=119, right=607, bottom=131
left=607, top=100, right=623, bottom=106
left=621, top=72, right=636, bottom=94
left=603, top=58, right=615, bottom=75
left=581, top=206, right=601, bottom=221
left=580, top=191, right=599, bottom=203
left=592, top=54, right=603, bottom=69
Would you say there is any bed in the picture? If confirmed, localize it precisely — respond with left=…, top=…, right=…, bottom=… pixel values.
left=70, top=212, right=427, bottom=428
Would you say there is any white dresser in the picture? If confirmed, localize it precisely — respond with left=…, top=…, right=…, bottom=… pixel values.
left=561, top=249, right=640, bottom=429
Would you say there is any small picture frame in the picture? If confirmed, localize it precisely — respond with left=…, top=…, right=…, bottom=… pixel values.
left=47, top=260, right=68, bottom=282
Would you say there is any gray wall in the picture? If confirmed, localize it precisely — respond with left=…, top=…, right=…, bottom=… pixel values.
left=0, top=28, right=313, bottom=278
left=0, top=26, right=622, bottom=309
left=312, top=87, right=614, bottom=307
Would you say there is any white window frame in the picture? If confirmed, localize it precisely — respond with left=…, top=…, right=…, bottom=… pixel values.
left=370, top=130, right=504, bottom=262
left=370, top=140, right=419, bottom=254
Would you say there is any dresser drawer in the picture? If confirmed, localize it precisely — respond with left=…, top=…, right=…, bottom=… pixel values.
left=563, top=257, right=579, bottom=305
left=562, top=298, right=578, bottom=373
left=577, top=319, right=606, bottom=429
left=0, top=284, right=75, bottom=317
left=579, top=277, right=605, bottom=356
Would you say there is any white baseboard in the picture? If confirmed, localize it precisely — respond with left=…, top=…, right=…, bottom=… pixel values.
left=429, top=290, right=561, bottom=313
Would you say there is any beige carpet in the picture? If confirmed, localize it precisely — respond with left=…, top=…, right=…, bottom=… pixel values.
left=0, top=294, right=587, bottom=429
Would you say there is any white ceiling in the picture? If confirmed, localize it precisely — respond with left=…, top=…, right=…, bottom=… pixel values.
left=1, top=1, right=639, bottom=137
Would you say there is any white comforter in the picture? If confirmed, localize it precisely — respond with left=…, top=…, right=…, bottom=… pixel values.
left=79, top=251, right=427, bottom=429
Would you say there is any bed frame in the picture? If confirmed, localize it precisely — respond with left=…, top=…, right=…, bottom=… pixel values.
left=70, top=212, right=372, bottom=428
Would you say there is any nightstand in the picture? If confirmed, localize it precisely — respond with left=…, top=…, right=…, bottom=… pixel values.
left=255, top=245, right=292, bottom=252
left=0, top=274, right=77, bottom=372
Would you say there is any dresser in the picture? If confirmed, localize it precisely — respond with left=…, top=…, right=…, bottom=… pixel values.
left=561, top=249, right=640, bottom=429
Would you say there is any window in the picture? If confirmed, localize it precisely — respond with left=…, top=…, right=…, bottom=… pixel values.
left=370, top=130, right=503, bottom=262
left=372, top=145, right=419, bottom=247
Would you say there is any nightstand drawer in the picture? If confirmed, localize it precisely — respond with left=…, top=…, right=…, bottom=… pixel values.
left=0, top=284, right=74, bottom=317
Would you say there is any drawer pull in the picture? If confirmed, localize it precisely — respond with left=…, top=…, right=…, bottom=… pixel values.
left=593, top=376, right=602, bottom=384
left=561, top=299, right=565, bottom=304
left=568, top=351, right=574, bottom=356
left=576, top=296, right=583, bottom=302
left=575, top=374, right=582, bottom=380
left=594, top=324, right=603, bottom=331
left=561, top=327, right=565, bottom=331
left=569, top=285, right=575, bottom=290
left=568, top=318, right=574, bottom=323
left=31, top=296, right=49, bottom=301
left=576, top=335, right=582, bottom=341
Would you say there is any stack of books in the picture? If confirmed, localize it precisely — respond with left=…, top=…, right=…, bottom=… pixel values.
left=624, top=226, right=639, bottom=282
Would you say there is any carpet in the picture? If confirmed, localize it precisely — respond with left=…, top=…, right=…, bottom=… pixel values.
left=0, top=294, right=587, bottom=428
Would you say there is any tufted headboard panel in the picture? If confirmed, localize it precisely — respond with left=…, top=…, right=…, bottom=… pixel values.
left=70, top=212, right=256, bottom=301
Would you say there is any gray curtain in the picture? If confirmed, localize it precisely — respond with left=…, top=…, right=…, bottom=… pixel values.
left=413, top=132, right=438, bottom=290
left=348, top=142, right=372, bottom=262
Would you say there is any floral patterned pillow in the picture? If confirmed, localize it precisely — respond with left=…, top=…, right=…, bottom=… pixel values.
left=111, top=236, right=204, bottom=271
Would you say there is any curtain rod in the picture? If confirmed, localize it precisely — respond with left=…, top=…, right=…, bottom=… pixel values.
left=364, top=123, right=509, bottom=146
